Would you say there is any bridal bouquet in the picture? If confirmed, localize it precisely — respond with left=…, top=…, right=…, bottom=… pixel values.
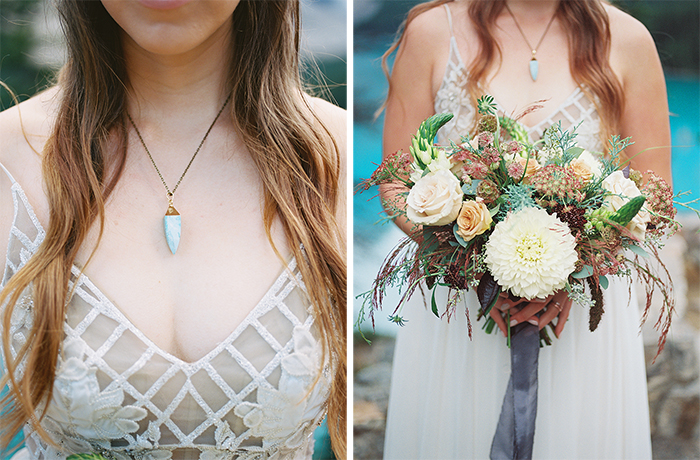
left=357, top=95, right=682, bottom=353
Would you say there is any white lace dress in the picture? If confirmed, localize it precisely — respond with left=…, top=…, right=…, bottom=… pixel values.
left=1, top=165, right=330, bottom=460
left=383, top=5, right=652, bottom=459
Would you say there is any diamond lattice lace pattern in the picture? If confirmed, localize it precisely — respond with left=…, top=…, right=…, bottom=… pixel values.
left=434, top=33, right=604, bottom=151
left=1, top=167, right=330, bottom=460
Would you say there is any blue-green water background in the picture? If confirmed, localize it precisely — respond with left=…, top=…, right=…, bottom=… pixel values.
left=353, top=37, right=700, bottom=334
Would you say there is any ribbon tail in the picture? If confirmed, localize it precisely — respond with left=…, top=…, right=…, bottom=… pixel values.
left=490, top=322, right=540, bottom=460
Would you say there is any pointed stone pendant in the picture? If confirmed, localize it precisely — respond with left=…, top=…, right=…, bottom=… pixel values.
left=529, top=57, right=539, bottom=81
left=164, top=204, right=181, bottom=254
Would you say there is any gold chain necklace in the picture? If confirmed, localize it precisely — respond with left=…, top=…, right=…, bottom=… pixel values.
left=126, top=94, right=232, bottom=254
left=504, top=3, right=557, bottom=81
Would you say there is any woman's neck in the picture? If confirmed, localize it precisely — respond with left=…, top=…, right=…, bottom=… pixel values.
left=122, top=20, right=232, bottom=125
left=504, top=0, right=560, bottom=18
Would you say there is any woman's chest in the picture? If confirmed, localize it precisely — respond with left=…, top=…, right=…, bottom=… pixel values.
left=72, top=161, right=292, bottom=362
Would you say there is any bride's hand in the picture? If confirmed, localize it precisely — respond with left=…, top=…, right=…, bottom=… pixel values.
left=537, top=291, right=572, bottom=338
left=489, top=291, right=572, bottom=338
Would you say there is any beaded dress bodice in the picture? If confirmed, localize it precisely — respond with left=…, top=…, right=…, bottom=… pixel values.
left=1, top=165, right=330, bottom=460
left=434, top=4, right=604, bottom=151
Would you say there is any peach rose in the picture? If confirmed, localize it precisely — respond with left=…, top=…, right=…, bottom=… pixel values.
left=569, top=158, right=593, bottom=183
left=456, top=198, right=492, bottom=241
left=517, top=156, right=540, bottom=182
left=406, top=169, right=463, bottom=226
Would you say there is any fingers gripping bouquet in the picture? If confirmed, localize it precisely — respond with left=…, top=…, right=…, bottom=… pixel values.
left=357, top=95, right=681, bottom=353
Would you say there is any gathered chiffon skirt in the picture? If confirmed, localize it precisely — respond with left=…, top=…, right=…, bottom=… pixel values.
left=383, top=276, right=652, bottom=459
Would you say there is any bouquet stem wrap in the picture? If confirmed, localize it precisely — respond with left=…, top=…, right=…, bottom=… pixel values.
left=490, top=322, right=540, bottom=460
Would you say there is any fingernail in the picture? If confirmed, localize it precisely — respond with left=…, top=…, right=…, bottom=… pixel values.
left=502, top=329, right=507, bottom=337
left=527, top=319, right=538, bottom=326
left=510, top=319, right=518, bottom=327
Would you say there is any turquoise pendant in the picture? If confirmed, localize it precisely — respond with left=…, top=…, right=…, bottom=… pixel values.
left=529, top=58, right=539, bottom=81
left=164, top=205, right=181, bottom=254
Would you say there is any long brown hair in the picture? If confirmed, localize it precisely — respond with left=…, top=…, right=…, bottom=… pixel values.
left=383, top=0, right=625, bottom=145
left=0, top=1, right=346, bottom=457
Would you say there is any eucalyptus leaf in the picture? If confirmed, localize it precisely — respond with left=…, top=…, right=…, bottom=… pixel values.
left=462, top=181, right=480, bottom=195
left=629, top=245, right=650, bottom=258
left=489, top=203, right=500, bottom=218
left=599, top=275, right=609, bottom=290
left=452, top=224, right=468, bottom=247
left=566, top=146, right=584, bottom=157
left=571, top=265, right=594, bottom=279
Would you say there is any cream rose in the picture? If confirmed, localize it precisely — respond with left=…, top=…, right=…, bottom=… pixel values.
left=602, top=170, right=650, bottom=240
left=628, top=206, right=651, bottom=240
left=406, top=169, right=463, bottom=226
left=456, top=198, right=492, bottom=241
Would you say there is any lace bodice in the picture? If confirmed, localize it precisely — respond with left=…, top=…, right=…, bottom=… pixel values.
left=434, top=4, right=604, bottom=151
left=1, top=165, right=330, bottom=460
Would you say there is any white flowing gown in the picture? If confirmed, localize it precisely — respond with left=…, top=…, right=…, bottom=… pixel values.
left=383, top=5, right=652, bottom=459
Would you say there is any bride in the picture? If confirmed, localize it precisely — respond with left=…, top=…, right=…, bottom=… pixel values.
left=0, top=1, right=346, bottom=458
left=381, top=0, right=671, bottom=458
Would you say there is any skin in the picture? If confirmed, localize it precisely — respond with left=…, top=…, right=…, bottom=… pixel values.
left=381, top=0, right=671, bottom=337
left=0, top=0, right=346, bottom=363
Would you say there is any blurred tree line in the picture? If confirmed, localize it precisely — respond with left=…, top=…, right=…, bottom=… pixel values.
left=355, top=0, right=699, bottom=75
left=0, top=0, right=53, bottom=108
left=0, top=1, right=346, bottom=109
left=616, top=0, right=699, bottom=74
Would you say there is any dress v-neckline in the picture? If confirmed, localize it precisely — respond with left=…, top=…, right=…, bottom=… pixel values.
left=70, top=258, right=298, bottom=367
left=444, top=34, right=583, bottom=136
left=491, top=87, right=583, bottom=133
left=7, top=175, right=300, bottom=368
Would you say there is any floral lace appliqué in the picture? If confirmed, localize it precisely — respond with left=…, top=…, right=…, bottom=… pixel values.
left=41, top=339, right=148, bottom=457
left=232, top=325, right=328, bottom=457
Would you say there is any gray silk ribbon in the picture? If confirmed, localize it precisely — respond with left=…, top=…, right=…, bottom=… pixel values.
left=490, top=322, right=540, bottom=460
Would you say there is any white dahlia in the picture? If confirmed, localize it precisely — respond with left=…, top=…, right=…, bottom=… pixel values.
left=485, top=207, right=578, bottom=299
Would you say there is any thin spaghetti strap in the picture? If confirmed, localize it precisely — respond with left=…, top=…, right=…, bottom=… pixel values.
left=0, top=161, right=17, bottom=185
left=443, top=3, right=454, bottom=38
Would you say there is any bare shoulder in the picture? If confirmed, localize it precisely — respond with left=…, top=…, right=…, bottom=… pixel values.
left=307, top=95, right=347, bottom=179
left=0, top=86, right=60, bottom=184
left=605, top=4, right=652, bottom=39
left=388, top=2, right=456, bottom=108
left=308, top=96, right=346, bottom=156
left=306, top=96, right=346, bottom=228
left=0, top=86, right=58, bottom=246
left=401, top=2, right=454, bottom=58
left=605, top=4, right=660, bottom=82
